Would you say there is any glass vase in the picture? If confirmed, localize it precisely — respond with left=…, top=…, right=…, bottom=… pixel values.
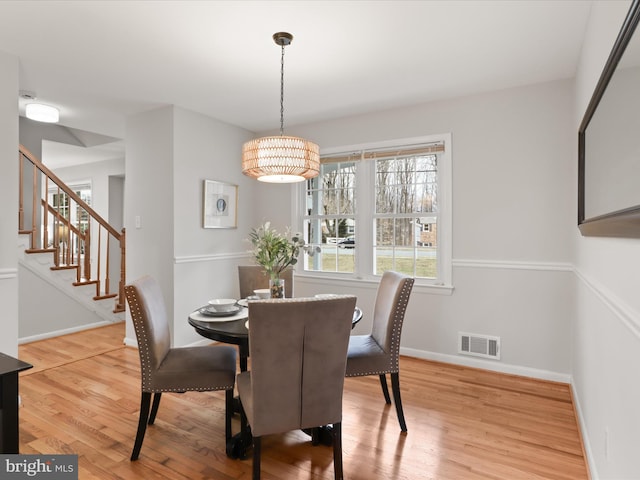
left=269, top=278, right=285, bottom=298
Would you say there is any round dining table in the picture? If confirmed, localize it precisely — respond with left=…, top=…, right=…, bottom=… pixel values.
left=188, top=303, right=363, bottom=372
left=188, top=301, right=363, bottom=458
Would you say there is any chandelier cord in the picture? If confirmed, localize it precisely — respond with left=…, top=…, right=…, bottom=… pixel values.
left=280, top=43, right=285, bottom=136
left=241, top=32, right=319, bottom=183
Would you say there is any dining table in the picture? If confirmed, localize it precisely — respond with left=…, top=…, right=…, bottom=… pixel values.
left=187, top=298, right=363, bottom=458
left=188, top=300, right=363, bottom=373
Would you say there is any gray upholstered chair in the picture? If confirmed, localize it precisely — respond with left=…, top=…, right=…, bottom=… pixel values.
left=237, top=296, right=357, bottom=480
left=238, top=265, right=294, bottom=298
left=345, top=271, right=414, bottom=432
left=124, top=275, right=237, bottom=461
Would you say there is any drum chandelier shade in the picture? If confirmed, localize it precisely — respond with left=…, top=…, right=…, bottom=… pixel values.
left=242, top=136, right=320, bottom=183
left=241, top=32, right=319, bottom=183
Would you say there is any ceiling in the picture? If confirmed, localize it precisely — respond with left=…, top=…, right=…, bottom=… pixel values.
left=1, top=0, right=599, bottom=166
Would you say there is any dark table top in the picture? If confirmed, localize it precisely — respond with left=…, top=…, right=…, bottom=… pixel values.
left=0, top=352, right=33, bottom=376
left=188, top=305, right=363, bottom=348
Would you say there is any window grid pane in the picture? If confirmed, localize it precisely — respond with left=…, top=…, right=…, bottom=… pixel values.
left=303, top=161, right=357, bottom=273
left=376, top=154, right=438, bottom=215
left=374, top=217, right=438, bottom=278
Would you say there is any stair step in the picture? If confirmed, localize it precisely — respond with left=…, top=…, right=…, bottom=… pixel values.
left=51, top=265, right=79, bottom=271
left=94, top=293, right=118, bottom=301
left=73, top=280, right=98, bottom=287
left=26, top=248, right=56, bottom=254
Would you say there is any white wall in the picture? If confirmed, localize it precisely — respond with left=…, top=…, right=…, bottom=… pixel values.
left=573, top=1, right=640, bottom=478
left=172, top=106, right=255, bottom=346
left=124, top=107, right=176, bottom=342
left=124, top=106, right=255, bottom=346
left=0, top=51, right=19, bottom=357
left=18, top=266, right=108, bottom=338
left=279, top=79, right=576, bottom=379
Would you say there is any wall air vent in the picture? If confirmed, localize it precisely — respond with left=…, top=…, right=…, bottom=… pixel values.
left=459, top=332, right=500, bottom=360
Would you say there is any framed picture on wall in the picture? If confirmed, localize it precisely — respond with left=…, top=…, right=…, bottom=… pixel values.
left=203, top=180, right=237, bottom=229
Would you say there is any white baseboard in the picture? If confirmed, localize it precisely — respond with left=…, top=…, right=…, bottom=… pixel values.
left=400, top=346, right=572, bottom=384
left=570, top=377, right=598, bottom=479
left=19, top=320, right=114, bottom=344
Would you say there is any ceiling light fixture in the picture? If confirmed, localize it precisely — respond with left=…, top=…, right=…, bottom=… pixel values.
left=25, top=103, right=59, bottom=123
left=241, top=32, right=319, bottom=183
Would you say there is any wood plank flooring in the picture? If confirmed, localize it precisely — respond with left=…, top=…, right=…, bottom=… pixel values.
left=18, top=323, right=589, bottom=479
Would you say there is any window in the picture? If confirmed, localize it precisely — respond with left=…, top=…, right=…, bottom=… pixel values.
left=299, top=134, right=452, bottom=287
left=304, top=161, right=356, bottom=273
left=48, top=183, right=91, bottom=232
left=47, top=182, right=92, bottom=250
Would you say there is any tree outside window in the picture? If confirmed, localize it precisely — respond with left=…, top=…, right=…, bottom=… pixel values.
left=300, top=136, right=450, bottom=286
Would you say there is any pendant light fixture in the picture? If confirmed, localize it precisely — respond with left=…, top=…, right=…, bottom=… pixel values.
left=241, top=32, right=319, bottom=183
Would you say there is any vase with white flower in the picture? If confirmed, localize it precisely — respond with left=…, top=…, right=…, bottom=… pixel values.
left=248, top=222, right=319, bottom=298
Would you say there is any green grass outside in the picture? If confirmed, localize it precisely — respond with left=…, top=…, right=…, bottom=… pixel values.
left=317, top=253, right=437, bottom=278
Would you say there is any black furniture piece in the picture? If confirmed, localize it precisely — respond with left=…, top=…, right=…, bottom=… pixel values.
left=188, top=305, right=363, bottom=373
left=0, top=352, right=33, bottom=453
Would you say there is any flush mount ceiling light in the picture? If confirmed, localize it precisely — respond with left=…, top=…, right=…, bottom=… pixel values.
left=241, top=32, right=319, bottom=183
left=25, top=103, right=59, bottom=123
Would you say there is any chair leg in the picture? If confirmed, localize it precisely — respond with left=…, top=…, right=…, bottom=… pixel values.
left=148, top=392, right=162, bottom=425
left=131, top=391, right=152, bottom=461
left=240, top=399, right=248, bottom=438
left=332, top=422, right=344, bottom=480
left=379, top=374, right=391, bottom=404
left=252, top=435, right=261, bottom=480
left=225, top=388, right=233, bottom=442
left=390, top=372, right=407, bottom=432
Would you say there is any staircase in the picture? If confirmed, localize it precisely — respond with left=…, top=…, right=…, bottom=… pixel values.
left=18, top=145, right=126, bottom=319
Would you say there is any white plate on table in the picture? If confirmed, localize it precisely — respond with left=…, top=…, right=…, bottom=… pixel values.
left=200, top=305, right=241, bottom=317
left=237, top=296, right=260, bottom=308
left=190, top=308, right=248, bottom=323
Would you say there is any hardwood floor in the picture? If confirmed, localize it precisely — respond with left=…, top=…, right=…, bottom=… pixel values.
left=18, top=323, right=589, bottom=479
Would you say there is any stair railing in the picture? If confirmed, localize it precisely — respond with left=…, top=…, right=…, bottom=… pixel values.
left=18, top=145, right=126, bottom=313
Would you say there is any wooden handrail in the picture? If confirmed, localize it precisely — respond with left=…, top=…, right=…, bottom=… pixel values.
left=19, top=145, right=120, bottom=238
left=18, top=145, right=126, bottom=313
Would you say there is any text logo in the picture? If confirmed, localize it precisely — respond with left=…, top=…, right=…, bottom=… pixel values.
left=0, top=455, right=77, bottom=479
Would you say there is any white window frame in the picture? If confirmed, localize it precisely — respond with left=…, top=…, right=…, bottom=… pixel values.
left=293, top=133, right=452, bottom=293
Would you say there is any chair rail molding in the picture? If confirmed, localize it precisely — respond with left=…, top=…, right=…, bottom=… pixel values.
left=174, top=252, right=252, bottom=264
left=452, top=259, right=574, bottom=272
left=0, top=268, right=18, bottom=280
left=574, top=266, right=640, bottom=341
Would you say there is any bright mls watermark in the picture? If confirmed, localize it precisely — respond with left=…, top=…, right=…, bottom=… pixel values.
left=0, top=455, right=77, bottom=479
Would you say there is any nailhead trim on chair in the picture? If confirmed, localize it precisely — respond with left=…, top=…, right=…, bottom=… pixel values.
left=345, top=276, right=414, bottom=378
left=390, top=277, right=414, bottom=372
left=125, top=285, right=154, bottom=391
left=124, top=285, right=234, bottom=393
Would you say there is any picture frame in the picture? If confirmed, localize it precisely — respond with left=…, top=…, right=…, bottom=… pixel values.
left=203, top=180, right=238, bottom=229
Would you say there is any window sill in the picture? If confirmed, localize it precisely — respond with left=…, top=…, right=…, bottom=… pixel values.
left=294, top=273, right=454, bottom=296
